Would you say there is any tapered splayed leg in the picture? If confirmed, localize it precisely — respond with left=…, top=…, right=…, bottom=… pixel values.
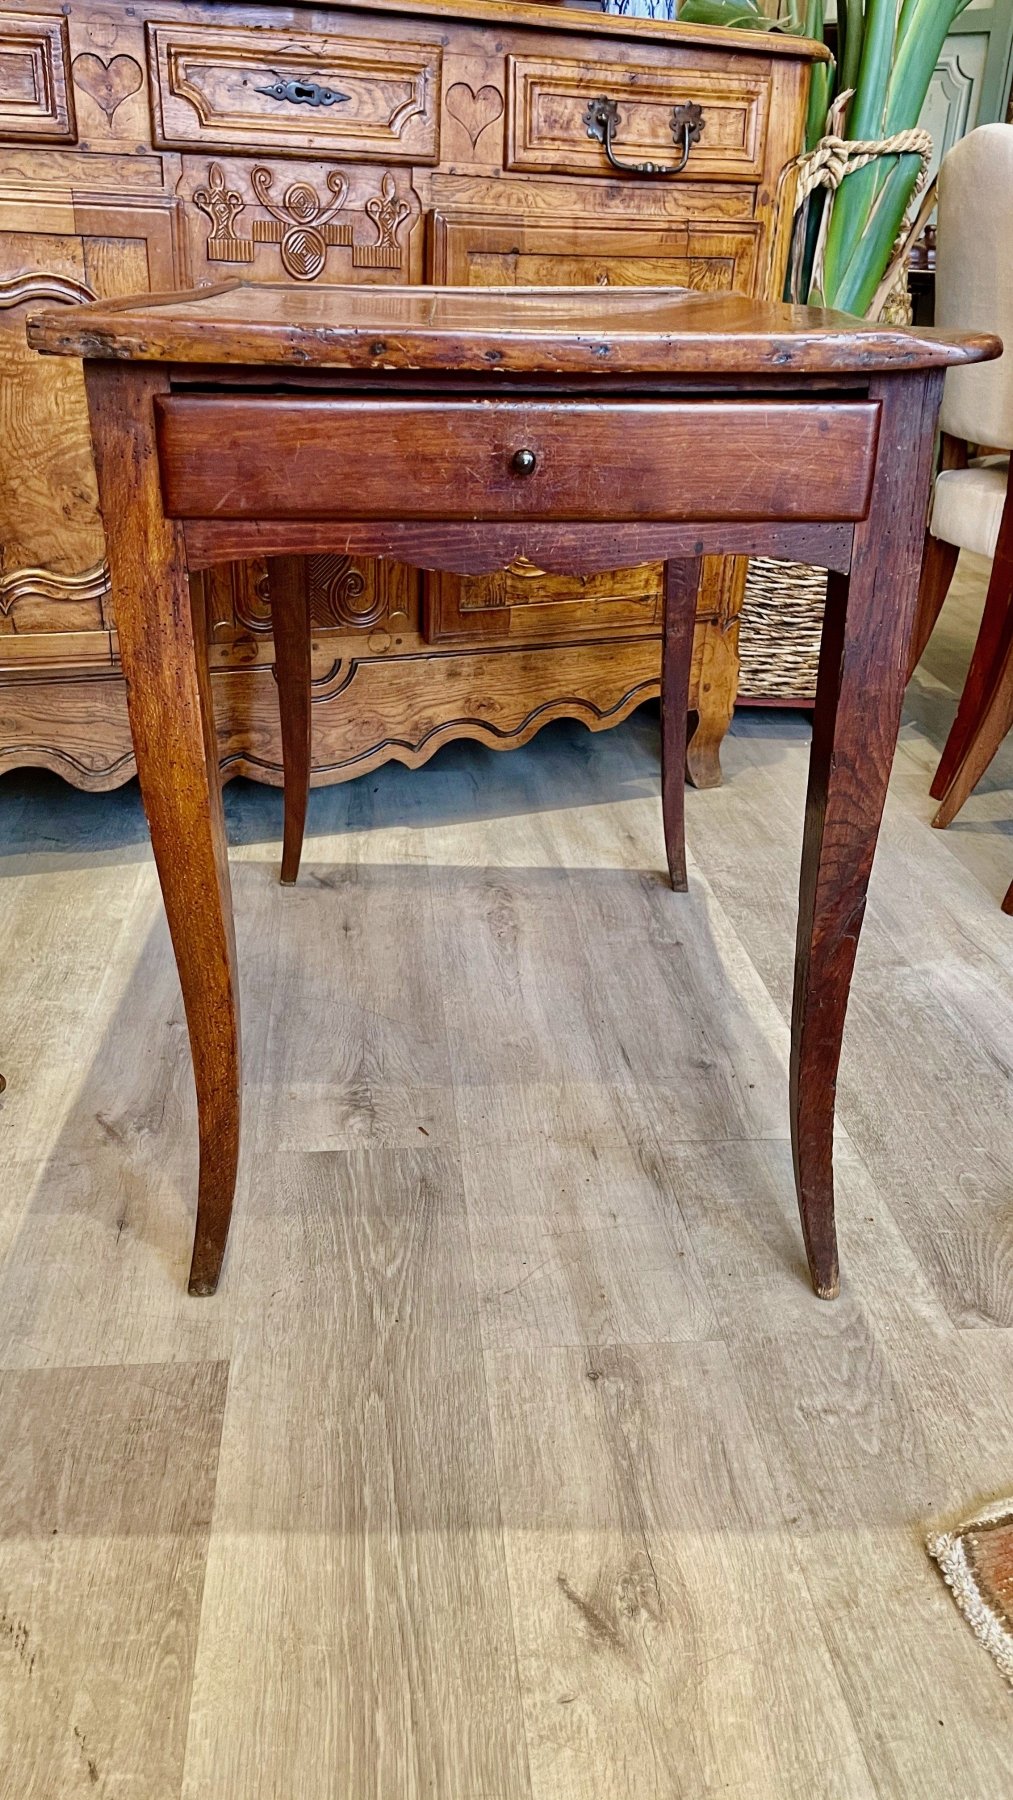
left=660, top=557, right=701, bottom=890
left=268, top=555, right=312, bottom=884
left=85, top=364, right=242, bottom=1296
left=791, top=374, right=943, bottom=1298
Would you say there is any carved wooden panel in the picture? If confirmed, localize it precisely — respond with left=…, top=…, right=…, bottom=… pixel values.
left=0, top=14, right=76, bottom=145
left=201, top=553, right=421, bottom=668
left=506, top=53, right=770, bottom=182
left=0, top=195, right=184, bottom=641
left=180, top=157, right=421, bottom=283
left=429, top=210, right=760, bottom=292
left=147, top=21, right=441, bottom=163
left=426, top=559, right=664, bottom=645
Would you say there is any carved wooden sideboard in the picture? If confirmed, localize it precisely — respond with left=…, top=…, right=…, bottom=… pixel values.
left=0, top=0, right=821, bottom=791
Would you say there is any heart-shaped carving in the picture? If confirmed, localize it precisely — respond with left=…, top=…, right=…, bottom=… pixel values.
left=73, top=53, right=143, bottom=124
left=446, top=82, right=504, bottom=151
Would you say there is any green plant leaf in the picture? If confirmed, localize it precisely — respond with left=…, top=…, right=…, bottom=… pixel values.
left=677, top=0, right=785, bottom=29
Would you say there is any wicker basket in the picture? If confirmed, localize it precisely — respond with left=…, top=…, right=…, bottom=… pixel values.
left=737, top=558, right=829, bottom=704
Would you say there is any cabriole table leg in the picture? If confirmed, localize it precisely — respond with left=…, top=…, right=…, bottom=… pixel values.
left=85, top=364, right=243, bottom=1296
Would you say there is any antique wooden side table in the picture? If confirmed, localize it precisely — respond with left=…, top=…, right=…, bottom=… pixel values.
left=29, top=282, right=997, bottom=1299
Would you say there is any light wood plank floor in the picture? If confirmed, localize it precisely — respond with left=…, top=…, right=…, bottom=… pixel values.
left=1, top=554, right=1011, bottom=1799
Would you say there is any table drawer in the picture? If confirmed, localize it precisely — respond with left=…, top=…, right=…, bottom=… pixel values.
left=506, top=53, right=770, bottom=182
left=157, top=397, right=879, bottom=525
left=146, top=22, right=441, bottom=163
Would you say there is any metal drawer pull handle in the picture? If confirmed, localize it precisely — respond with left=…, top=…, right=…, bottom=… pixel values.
left=511, top=448, right=538, bottom=476
left=583, top=97, right=704, bottom=177
left=255, top=77, right=350, bottom=109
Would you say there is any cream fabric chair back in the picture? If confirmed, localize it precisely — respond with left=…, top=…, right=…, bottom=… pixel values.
left=934, top=123, right=1013, bottom=451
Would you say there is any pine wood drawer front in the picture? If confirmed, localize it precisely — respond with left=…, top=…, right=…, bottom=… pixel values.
left=506, top=54, right=771, bottom=182
left=0, top=14, right=75, bottom=144
left=156, top=397, right=880, bottom=524
left=146, top=22, right=441, bottom=163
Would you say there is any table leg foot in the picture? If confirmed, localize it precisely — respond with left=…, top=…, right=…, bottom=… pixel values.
left=269, top=555, right=312, bottom=885
left=661, top=558, right=700, bottom=891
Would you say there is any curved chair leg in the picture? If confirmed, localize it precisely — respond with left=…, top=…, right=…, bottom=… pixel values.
left=86, top=364, right=241, bottom=1296
left=932, top=630, right=1013, bottom=828
left=269, top=555, right=312, bottom=885
left=931, top=470, right=1013, bottom=803
left=1002, top=878, right=1013, bottom=917
left=660, top=557, right=701, bottom=890
left=791, top=374, right=942, bottom=1299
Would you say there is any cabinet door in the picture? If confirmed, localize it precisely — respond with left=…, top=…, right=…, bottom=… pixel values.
left=0, top=193, right=182, bottom=661
left=425, top=210, right=759, bottom=645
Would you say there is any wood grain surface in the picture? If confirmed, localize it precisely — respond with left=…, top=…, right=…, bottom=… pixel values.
left=29, top=280, right=999, bottom=374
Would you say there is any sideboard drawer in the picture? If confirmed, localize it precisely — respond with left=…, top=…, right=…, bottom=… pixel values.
left=146, top=21, right=441, bottom=163
left=0, top=13, right=75, bottom=144
left=156, top=397, right=880, bottom=525
left=430, top=212, right=760, bottom=293
left=507, top=53, right=771, bottom=182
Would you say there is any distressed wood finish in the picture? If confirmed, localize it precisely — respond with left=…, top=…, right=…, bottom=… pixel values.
left=155, top=391, right=881, bottom=524
left=83, top=359, right=241, bottom=1296
left=36, top=281, right=993, bottom=1297
left=790, top=373, right=945, bottom=1298
left=0, top=0, right=827, bottom=791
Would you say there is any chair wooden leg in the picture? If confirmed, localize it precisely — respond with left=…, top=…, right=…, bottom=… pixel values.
left=269, top=555, right=312, bottom=885
left=1002, top=878, right=1013, bottom=917
left=660, top=557, right=701, bottom=890
left=907, top=431, right=968, bottom=680
left=791, top=373, right=942, bottom=1300
left=906, top=532, right=959, bottom=679
left=932, top=630, right=1013, bottom=828
left=85, top=364, right=241, bottom=1296
left=931, top=471, right=1013, bottom=803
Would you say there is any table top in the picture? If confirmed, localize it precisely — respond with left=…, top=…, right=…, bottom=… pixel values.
left=28, top=281, right=1000, bottom=378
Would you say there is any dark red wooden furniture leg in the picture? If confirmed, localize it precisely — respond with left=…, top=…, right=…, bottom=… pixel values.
left=268, top=554, right=312, bottom=885
left=791, top=375, right=943, bottom=1298
left=906, top=432, right=966, bottom=680
left=85, top=364, right=242, bottom=1296
left=661, top=556, right=701, bottom=890
left=930, top=471, right=1013, bottom=805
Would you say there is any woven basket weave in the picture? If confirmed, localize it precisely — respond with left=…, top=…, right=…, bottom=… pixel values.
left=737, top=558, right=829, bottom=703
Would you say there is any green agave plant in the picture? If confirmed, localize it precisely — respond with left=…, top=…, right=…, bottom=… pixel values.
left=678, top=0, right=975, bottom=316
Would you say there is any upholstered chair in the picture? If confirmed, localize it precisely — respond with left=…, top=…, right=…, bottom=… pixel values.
left=908, top=125, right=1013, bottom=908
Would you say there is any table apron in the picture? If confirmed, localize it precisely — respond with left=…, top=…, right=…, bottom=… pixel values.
left=155, top=395, right=881, bottom=525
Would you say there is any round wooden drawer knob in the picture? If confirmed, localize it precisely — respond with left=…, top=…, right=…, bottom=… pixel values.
left=511, top=447, right=537, bottom=476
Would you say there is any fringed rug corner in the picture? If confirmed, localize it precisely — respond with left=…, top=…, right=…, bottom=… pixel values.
left=928, top=1499, right=1013, bottom=1687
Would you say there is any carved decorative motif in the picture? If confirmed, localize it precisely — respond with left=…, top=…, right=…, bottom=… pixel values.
left=361, top=173, right=411, bottom=268
left=192, top=163, right=412, bottom=278
left=0, top=271, right=97, bottom=309
left=0, top=561, right=110, bottom=620
left=251, top=165, right=352, bottom=281
left=446, top=81, right=503, bottom=151
left=192, top=162, right=251, bottom=262
left=310, top=555, right=380, bottom=629
left=72, top=53, right=144, bottom=123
